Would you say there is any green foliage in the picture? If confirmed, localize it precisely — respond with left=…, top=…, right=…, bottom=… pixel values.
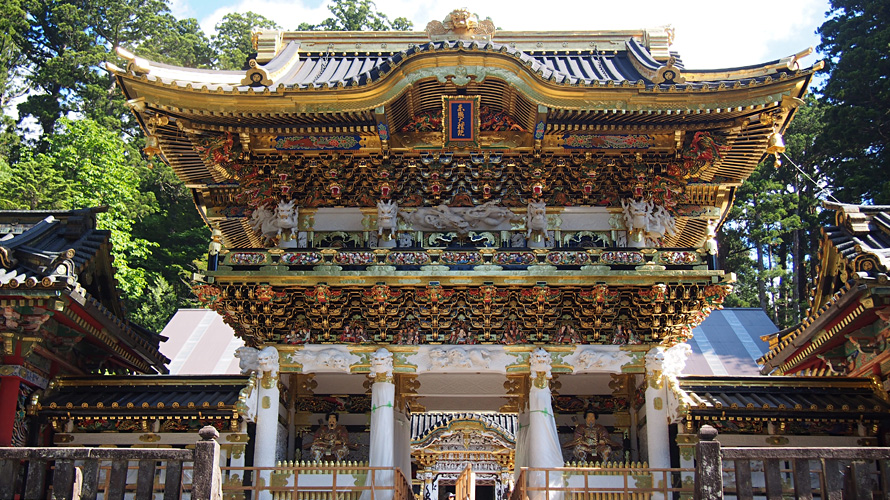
left=127, top=274, right=179, bottom=332
left=134, top=16, right=215, bottom=69
left=16, top=118, right=159, bottom=297
left=212, top=12, right=280, bottom=70
left=128, top=160, right=208, bottom=325
left=817, top=0, right=890, bottom=204
left=721, top=97, right=830, bottom=326
left=0, top=0, right=26, bottom=113
left=302, top=0, right=413, bottom=31
left=0, top=151, right=72, bottom=210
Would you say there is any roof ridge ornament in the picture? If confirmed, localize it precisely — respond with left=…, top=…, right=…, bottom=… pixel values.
left=654, top=56, right=686, bottom=85
left=426, top=9, right=495, bottom=42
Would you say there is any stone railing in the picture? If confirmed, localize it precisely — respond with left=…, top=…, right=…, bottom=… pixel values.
left=0, top=426, right=222, bottom=500
left=694, top=425, right=890, bottom=499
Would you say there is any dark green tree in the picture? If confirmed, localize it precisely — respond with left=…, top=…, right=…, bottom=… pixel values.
left=0, top=151, right=72, bottom=210
left=300, top=0, right=413, bottom=31
left=16, top=0, right=213, bottom=138
left=129, top=160, right=208, bottom=328
left=817, top=0, right=890, bottom=204
left=780, top=96, right=830, bottom=320
left=211, top=12, right=280, bottom=70
left=134, top=16, right=215, bottom=69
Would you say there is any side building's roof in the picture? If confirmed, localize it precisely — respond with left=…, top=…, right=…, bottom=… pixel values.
left=677, top=376, right=890, bottom=435
left=160, top=309, right=244, bottom=375
left=759, top=204, right=890, bottom=376
left=684, top=308, right=774, bottom=376
left=0, top=208, right=169, bottom=374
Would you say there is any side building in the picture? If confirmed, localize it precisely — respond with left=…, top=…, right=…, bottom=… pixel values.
left=0, top=208, right=169, bottom=447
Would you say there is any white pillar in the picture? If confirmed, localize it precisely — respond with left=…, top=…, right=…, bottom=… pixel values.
left=644, top=344, right=691, bottom=498
left=236, top=346, right=280, bottom=500
left=513, top=410, right=529, bottom=480
left=394, top=411, right=412, bottom=482
left=526, top=348, right=564, bottom=500
left=369, top=348, right=395, bottom=500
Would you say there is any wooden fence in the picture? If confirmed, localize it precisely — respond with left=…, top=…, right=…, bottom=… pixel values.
left=0, top=425, right=222, bottom=500
left=694, top=424, right=890, bottom=500
left=510, top=464, right=693, bottom=500
left=219, top=463, right=414, bottom=500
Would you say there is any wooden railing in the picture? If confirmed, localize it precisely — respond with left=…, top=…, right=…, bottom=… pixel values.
left=456, top=464, right=476, bottom=500
left=219, top=463, right=414, bottom=500
left=0, top=426, right=222, bottom=500
left=510, top=464, right=694, bottom=500
left=694, top=424, right=890, bottom=499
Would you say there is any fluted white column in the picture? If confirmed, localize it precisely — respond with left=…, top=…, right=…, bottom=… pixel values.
left=644, top=344, right=691, bottom=500
left=369, top=348, right=395, bottom=500
left=526, top=348, right=564, bottom=500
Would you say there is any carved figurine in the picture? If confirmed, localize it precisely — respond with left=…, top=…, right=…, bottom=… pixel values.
left=703, top=219, right=718, bottom=269
left=500, top=320, right=525, bottom=345
left=284, top=324, right=312, bottom=345
left=610, top=325, right=629, bottom=345
left=526, top=200, right=548, bottom=240
left=449, top=320, right=475, bottom=344
left=377, top=199, right=399, bottom=238
left=564, top=411, right=621, bottom=462
left=398, top=321, right=422, bottom=345
left=208, top=228, right=223, bottom=271
left=339, top=322, right=369, bottom=343
left=553, top=323, right=582, bottom=344
left=306, top=412, right=351, bottom=461
left=620, top=198, right=677, bottom=248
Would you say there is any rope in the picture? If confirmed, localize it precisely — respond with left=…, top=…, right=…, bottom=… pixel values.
left=780, top=152, right=842, bottom=204
left=372, top=402, right=393, bottom=412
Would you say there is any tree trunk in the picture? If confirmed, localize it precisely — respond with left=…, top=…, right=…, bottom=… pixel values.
left=792, top=175, right=802, bottom=324
left=753, top=195, right=768, bottom=312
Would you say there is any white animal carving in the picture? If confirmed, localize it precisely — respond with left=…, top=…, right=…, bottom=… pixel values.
left=377, top=200, right=399, bottom=237
left=510, top=232, right=527, bottom=248
left=273, top=200, right=300, bottom=238
left=292, top=348, right=351, bottom=371
left=621, top=199, right=676, bottom=247
left=249, top=205, right=274, bottom=243
left=526, top=200, right=548, bottom=239
left=427, top=347, right=492, bottom=370
left=256, top=346, right=279, bottom=380
left=529, top=347, right=552, bottom=379
left=397, top=232, right=414, bottom=247
left=576, top=350, right=624, bottom=372
left=429, top=348, right=448, bottom=369
left=235, top=346, right=258, bottom=375
left=249, top=200, right=300, bottom=245
left=399, top=203, right=518, bottom=235
left=369, top=348, right=394, bottom=379
left=463, top=201, right=519, bottom=227
left=400, top=205, right=471, bottom=234
left=235, top=346, right=279, bottom=380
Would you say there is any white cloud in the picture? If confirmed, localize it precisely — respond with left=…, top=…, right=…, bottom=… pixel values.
left=194, top=0, right=829, bottom=69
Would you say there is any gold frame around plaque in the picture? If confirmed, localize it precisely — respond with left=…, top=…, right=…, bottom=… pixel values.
left=442, top=95, right=481, bottom=148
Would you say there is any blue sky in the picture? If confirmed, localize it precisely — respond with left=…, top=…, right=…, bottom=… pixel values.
left=169, top=0, right=831, bottom=72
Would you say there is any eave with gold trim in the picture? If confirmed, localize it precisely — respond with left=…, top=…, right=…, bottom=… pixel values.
left=759, top=204, right=890, bottom=377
